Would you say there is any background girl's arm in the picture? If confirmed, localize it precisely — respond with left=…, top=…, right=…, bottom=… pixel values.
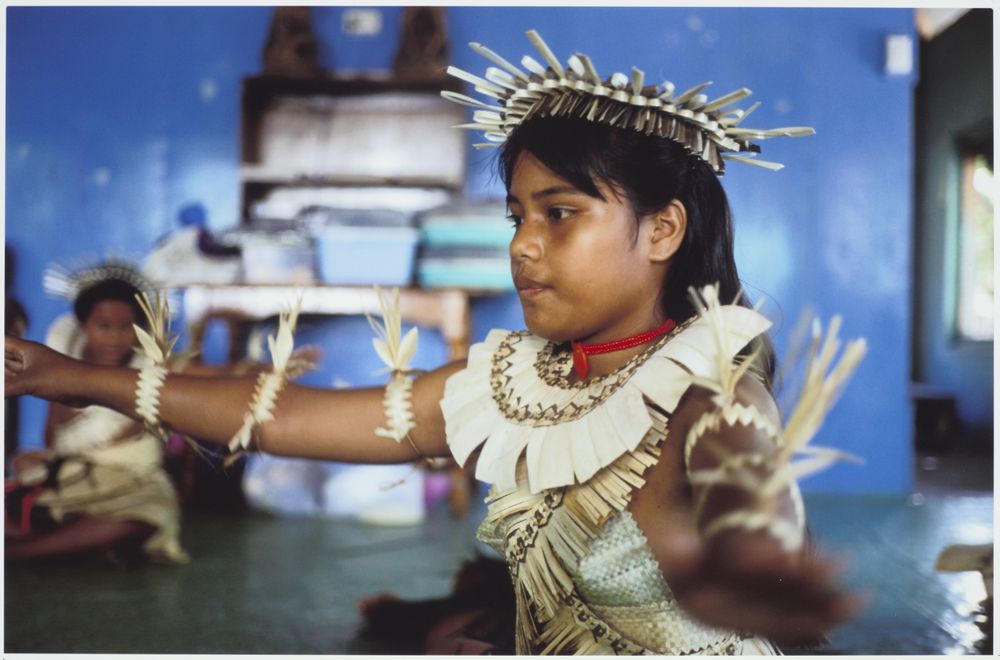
left=43, top=401, right=63, bottom=449
left=6, top=335, right=460, bottom=464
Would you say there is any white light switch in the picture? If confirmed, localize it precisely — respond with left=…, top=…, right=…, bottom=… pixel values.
left=885, top=34, right=913, bottom=76
left=342, top=9, right=382, bottom=36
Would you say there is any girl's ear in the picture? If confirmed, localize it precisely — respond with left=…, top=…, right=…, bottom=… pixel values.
left=648, top=199, right=687, bottom=263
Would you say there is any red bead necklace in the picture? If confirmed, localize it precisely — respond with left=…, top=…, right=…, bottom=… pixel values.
left=571, top=318, right=676, bottom=380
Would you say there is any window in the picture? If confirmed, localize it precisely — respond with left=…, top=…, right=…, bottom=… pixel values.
left=956, top=150, right=994, bottom=341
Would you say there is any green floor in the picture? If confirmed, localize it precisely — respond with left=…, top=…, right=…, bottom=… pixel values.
left=4, top=469, right=993, bottom=655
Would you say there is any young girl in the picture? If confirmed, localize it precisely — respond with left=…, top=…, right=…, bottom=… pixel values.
left=6, top=32, right=864, bottom=653
left=6, top=262, right=188, bottom=564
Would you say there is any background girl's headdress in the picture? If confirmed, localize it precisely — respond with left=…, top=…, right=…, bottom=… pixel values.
left=442, top=29, right=814, bottom=173
left=43, top=256, right=156, bottom=303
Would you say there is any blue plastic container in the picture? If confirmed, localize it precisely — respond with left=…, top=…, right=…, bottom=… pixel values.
left=315, top=225, right=419, bottom=285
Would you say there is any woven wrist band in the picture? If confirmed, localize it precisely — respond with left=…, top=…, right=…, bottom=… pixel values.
left=135, top=363, right=168, bottom=432
left=375, top=374, right=417, bottom=444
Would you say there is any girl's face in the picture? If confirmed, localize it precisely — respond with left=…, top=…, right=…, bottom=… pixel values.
left=81, top=299, right=138, bottom=366
left=507, top=151, right=667, bottom=344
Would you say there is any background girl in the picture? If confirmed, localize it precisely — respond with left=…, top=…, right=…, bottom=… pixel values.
left=6, top=262, right=188, bottom=564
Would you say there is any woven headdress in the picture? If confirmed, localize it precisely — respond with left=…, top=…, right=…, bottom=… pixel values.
left=43, top=257, right=156, bottom=304
left=442, top=29, right=814, bottom=173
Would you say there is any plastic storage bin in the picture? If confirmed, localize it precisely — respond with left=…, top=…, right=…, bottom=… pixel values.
left=417, top=257, right=513, bottom=290
left=240, top=234, right=316, bottom=284
left=416, top=203, right=513, bottom=290
left=315, top=225, right=419, bottom=286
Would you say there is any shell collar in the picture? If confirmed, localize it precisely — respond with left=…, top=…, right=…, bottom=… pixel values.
left=441, top=305, right=771, bottom=493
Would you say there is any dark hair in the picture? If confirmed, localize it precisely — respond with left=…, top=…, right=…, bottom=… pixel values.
left=73, top=279, right=146, bottom=329
left=499, top=116, right=776, bottom=390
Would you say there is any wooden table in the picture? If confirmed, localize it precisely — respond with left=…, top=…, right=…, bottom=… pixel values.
left=181, top=284, right=475, bottom=363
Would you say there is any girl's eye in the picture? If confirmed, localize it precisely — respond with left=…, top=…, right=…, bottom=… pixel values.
left=506, top=213, right=522, bottom=228
left=548, top=207, right=572, bottom=222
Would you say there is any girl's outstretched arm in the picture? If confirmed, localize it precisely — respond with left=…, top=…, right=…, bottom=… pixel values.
left=632, top=375, right=864, bottom=646
left=5, top=335, right=459, bottom=463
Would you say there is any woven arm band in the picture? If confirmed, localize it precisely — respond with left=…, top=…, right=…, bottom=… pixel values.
left=228, top=370, right=287, bottom=452
left=132, top=292, right=177, bottom=439
left=135, top=364, right=169, bottom=434
left=375, top=374, right=417, bottom=443
left=684, top=401, right=805, bottom=553
left=226, top=300, right=302, bottom=455
left=367, top=286, right=424, bottom=460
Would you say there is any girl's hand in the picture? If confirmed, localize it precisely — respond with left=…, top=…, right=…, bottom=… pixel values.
left=661, top=526, right=865, bottom=647
left=5, top=335, right=88, bottom=406
left=287, top=344, right=323, bottom=378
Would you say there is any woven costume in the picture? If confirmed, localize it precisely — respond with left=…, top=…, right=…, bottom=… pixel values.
left=441, top=305, right=786, bottom=655
left=6, top=314, right=188, bottom=564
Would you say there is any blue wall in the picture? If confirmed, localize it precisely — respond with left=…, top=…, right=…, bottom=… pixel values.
left=6, top=7, right=916, bottom=494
